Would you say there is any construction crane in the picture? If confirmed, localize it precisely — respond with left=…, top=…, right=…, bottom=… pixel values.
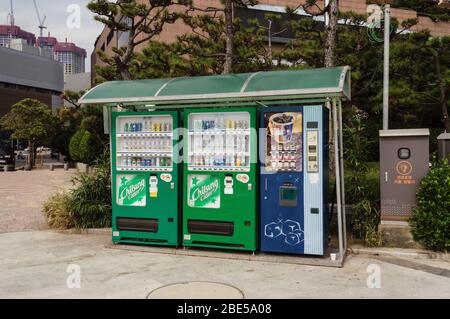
left=6, top=0, right=14, bottom=47
left=7, top=0, right=14, bottom=26
left=32, top=0, right=47, bottom=38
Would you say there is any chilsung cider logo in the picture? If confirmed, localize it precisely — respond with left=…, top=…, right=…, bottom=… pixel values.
left=117, top=175, right=146, bottom=206
left=188, top=175, right=220, bottom=208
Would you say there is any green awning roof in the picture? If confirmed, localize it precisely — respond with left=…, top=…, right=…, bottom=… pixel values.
left=79, top=66, right=351, bottom=106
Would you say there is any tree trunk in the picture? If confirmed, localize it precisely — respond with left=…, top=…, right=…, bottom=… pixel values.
left=324, top=0, right=338, bottom=67
left=325, top=1, right=339, bottom=178
left=27, top=140, right=33, bottom=168
left=267, top=19, right=273, bottom=65
left=118, top=62, right=133, bottom=81
left=223, top=0, right=234, bottom=74
left=435, top=55, right=450, bottom=133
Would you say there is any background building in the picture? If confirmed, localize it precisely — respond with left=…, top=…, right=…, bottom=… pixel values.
left=37, top=35, right=87, bottom=75
left=0, top=25, right=36, bottom=48
left=0, top=44, right=64, bottom=117
left=63, top=72, right=91, bottom=107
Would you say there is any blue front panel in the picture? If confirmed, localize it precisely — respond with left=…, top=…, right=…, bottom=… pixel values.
left=259, top=107, right=305, bottom=254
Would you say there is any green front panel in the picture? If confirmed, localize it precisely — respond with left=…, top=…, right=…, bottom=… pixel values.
left=111, top=111, right=179, bottom=246
left=182, top=107, right=257, bottom=251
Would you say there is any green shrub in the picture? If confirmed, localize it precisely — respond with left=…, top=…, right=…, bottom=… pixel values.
left=69, top=129, right=86, bottom=162
left=409, top=159, right=450, bottom=251
left=69, top=129, right=103, bottom=164
left=78, top=130, right=103, bottom=165
left=66, top=149, right=112, bottom=229
left=343, top=107, right=381, bottom=247
left=42, top=191, right=74, bottom=229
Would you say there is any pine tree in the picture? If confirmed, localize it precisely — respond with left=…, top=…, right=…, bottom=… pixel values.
left=88, top=0, right=192, bottom=81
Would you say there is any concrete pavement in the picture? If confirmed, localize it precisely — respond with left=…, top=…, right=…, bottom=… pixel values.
left=0, top=169, right=74, bottom=231
left=0, top=230, right=449, bottom=299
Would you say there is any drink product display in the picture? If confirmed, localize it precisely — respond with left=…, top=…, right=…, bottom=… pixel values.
left=269, top=140, right=299, bottom=171
left=190, top=115, right=250, bottom=170
left=122, top=136, right=172, bottom=152
left=121, top=156, right=172, bottom=168
left=123, top=119, right=172, bottom=133
left=116, top=115, right=173, bottom=171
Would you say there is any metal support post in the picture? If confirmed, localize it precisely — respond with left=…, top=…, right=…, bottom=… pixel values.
left=382, top=4, right=390, bottom=130
left=333, top=98, right=344, bottom=258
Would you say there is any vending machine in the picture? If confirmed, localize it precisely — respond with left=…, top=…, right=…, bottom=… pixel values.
left=111, top=111, right=180, bottom=246
left=182, top=108, right=257, bottom=251
left=259, top=106, right=329, bottom=256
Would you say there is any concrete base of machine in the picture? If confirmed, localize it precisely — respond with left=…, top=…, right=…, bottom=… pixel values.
left=106, top=243, right=346, bottom=268
left=380, top=220, right=423, bottom=249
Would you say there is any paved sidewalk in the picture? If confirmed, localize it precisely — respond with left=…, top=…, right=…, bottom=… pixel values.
left=0, top=169, right=75, bottom=231
left=0, top=231, right=449, bottom=299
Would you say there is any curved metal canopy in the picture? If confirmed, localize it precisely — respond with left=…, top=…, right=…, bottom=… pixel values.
left=79, top=66, right=351, bottom=106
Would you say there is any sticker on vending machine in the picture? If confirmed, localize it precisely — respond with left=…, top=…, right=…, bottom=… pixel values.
left=187, top=175, right=220, bottom=208
left=116, top=174, right=146, bottom=206
left=160, top=173, right=172, bottom=183
left=236, top=174, right=249, bottom=183
left=149, top=175, right=158, bottom=198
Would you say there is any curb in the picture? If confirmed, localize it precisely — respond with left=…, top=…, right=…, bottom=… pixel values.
left=349, top=246, right=449, bottom=261
left=55, top=228, right=111, bottom=235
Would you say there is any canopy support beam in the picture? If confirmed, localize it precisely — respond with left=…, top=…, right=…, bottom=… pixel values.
left=332, top=97, right=347, bottom=265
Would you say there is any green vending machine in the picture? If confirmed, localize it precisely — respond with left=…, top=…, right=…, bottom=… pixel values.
left=111, top=111, right=179, bottom=245
left=182, top=107, right=257, bottom=251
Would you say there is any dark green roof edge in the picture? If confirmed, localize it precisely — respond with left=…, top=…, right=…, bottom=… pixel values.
left=79, top=66, right=351, bottom=105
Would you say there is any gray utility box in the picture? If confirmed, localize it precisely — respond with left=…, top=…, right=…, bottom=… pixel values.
left=437, top=133, right=450, bottom=160
left=379, top=129, right=430, bottom=221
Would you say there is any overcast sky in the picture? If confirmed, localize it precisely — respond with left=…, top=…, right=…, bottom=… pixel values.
left=0, top=0, right=104, bottom=71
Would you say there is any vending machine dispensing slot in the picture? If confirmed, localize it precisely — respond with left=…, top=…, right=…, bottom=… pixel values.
left=279, top=183, right=298, bottom=207
left=116, top=217, right=159, bottom=233
left=187, top=220, right=234, bottom=236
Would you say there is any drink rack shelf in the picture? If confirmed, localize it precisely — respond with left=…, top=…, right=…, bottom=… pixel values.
left=117, top=152, right=172, bottom=157
left=188, top=152, right=249, bottom=156
left=188, top=165, right=250, bottom=172
left=188, top=130, right=249, bottom=136
left=117, top=132, right=172, bottom=137
left=117, top=166, right=172, bottom=172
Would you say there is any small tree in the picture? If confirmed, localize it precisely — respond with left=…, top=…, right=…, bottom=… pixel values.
left=69, top=129, right=86, bottom=162
left=0, top=99, right=56, bottom=168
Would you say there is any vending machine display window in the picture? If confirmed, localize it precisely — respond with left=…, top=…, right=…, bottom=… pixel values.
left=263, top=112, right=303, bottom=172
left=187, top=112, right=251, bottom=172
left=115, top=115, right=173, bottom=172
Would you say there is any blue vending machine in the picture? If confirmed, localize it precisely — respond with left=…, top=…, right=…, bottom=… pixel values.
left=259, top=105, right=329, bottom=256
